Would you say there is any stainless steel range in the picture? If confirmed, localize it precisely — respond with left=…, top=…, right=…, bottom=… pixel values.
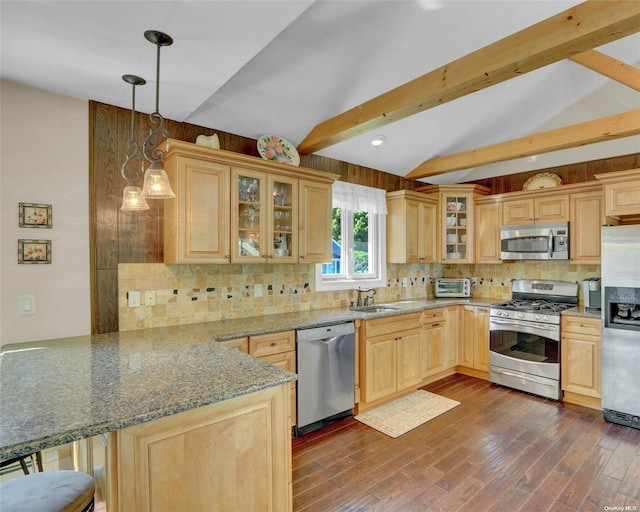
left=489, top=279, right=578, bottom=400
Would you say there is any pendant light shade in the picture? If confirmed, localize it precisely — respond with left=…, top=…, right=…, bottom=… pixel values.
left=141, top=30, right=175, bottom=200
left=141, top=161, right=175, bottom=198
left=122, top=185, right=151, bottom=210
left=120, top=74, right=150, bottom=211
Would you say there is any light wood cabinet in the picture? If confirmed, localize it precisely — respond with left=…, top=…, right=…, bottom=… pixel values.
left=109, top=384, right=292, bottom=512
left=422, top=309, right=446, bottom=378
left=561, top=316, right=601, bottom=410
left=596, top=168, right=640, bottom=222
left=444, top=306, right=459, bottom=369
left=250, top=331, right=297, bottom=426
left=164, top=155, right=231, bottom=264
left=386, top=191, right=438, bottom=264
left=459, top=305, right=490, bottom=377
left=502, top=195, right=569, bottom=226
left=475, top=202, right=502, bottom=263
left=298, top=179, right=333, bottom=263
left=161, top=139, right=338, bottom=265
left=360, top=313, right=424, bottom=407
left=219, top=337, right=249, bottom=353
left=570, top=190, right=603, bottom=264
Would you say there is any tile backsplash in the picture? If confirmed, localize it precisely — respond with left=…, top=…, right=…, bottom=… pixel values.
left=118, top=261, right=600, bottom=331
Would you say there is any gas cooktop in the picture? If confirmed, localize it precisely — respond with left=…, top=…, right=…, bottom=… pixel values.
left=491, top=299, right=575, bottom=315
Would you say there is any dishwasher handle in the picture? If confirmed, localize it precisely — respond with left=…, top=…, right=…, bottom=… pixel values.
left=296, top=322, right=355, bottom=343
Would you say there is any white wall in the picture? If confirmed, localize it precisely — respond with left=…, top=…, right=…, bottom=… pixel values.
left=1, top=79, right=90, bottom=345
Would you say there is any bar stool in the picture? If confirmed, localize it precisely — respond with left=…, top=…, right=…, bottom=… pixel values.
left=0, top=470, right=95, bottom=512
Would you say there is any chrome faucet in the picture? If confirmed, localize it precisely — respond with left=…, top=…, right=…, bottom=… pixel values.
left=356, top=287, right=376, bottom=307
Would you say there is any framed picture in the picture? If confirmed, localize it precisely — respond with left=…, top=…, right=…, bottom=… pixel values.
left=19, top=202, right=52, bottom=228
left=18, top=239, right=52, bottom=264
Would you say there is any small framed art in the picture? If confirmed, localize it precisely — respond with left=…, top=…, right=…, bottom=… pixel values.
left=18, top=239, right=52, bottom=264
left=19, top=202, right=52, bottom=228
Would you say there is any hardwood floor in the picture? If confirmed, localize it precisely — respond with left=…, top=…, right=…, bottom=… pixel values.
left=292, top=375, right=640, bottom=512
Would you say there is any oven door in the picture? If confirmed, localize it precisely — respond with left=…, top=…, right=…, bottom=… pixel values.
left=489, top=317, right=560, bottom=392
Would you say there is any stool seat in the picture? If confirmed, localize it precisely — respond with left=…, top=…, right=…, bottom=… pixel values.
left=0, top=470, right=95, bottom=512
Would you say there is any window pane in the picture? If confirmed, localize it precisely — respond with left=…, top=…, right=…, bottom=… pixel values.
left=322, top=208, right=342, bottom=275
left=353, top=211, right=369, bottom=274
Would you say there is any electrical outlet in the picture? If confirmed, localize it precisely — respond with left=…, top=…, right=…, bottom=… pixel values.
left=145, top=291, right=156, bottom=306
left=402, top=277, right=409, bottom=287
left=254, top=284, right=263, bottom=298
left=472, top=277, right=478, bottom=285
left=18, top=295, right=36, bottom=315
left=128, top=291, right=141, bottom=307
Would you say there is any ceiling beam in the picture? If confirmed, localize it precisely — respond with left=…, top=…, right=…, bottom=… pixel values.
left=297, top=1, right=640, bottom=155
left=569, top=49, right=640, bottom=91
left=405, top=110, right=640, bottom=180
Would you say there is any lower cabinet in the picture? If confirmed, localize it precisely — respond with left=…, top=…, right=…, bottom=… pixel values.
left=561, top=316, right=601, bottom=409
left=109, top=384, right=292, bottom=512
left=422, top=309, right=447, bottom=378
left=459, top=305, right=490, bottom=376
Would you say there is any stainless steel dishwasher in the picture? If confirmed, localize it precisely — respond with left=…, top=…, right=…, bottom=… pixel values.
left=295, top=321, right=355, bottom=436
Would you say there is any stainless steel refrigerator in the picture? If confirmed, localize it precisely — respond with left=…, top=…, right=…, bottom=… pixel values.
left=601, top=225, right=640, bottom=429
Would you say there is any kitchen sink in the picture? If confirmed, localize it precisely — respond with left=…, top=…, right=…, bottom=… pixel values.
left=349, top=305, right=401, bottom=313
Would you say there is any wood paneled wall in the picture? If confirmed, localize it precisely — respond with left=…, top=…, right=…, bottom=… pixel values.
left=89, top=101, right=418, bottom=333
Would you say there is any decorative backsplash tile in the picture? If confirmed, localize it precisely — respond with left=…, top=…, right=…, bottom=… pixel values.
left=118, top=261, right=599, bottom=331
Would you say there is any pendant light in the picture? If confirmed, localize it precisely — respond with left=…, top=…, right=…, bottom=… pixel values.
left=120, top=74, right=150, bottom=211
left=141, top=30, right=175, bottom=199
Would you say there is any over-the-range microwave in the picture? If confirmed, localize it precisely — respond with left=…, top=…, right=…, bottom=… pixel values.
left=435, top=278, right=471, bottom=298
left=501, top=221, right=569, bottom=260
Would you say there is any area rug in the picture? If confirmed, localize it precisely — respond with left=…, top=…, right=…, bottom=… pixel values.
left=355, top=390, right=460, bottom=438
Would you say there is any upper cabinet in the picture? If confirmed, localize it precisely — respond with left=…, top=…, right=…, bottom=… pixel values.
left=502, top=195, right=569, bottom=226
left=161, top=139, right=338, bottom=264
left=417, top=184, right=491, bottom=264
left=595, top=169, right=640, bottom=223
left=386, top=190, right=438, bottom=264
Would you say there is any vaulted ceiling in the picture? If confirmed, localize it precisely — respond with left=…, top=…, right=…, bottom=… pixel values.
left=1, top=0, right=639, bottom=185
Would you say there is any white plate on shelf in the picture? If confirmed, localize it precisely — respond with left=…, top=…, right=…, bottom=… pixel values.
left=257, top=135, right=300, bottom=166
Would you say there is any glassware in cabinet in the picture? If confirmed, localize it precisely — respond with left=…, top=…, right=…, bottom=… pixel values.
left=270, top=176, right=297, bottom=261
left=234, top=172, right=265, bottom=261
left=444, top=195, right=469, bottom=261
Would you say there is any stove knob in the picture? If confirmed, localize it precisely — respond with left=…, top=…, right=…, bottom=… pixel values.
left=518, top=313, right=524, bottom=318
left=543, top=316, right=549, bottom=322
left=534, top=314, right=540, bottom=320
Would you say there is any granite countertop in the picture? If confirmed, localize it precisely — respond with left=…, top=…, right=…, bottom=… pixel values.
left=0, top=297, right=494, bottom=461
left=561, top=306, right=603, bottom=320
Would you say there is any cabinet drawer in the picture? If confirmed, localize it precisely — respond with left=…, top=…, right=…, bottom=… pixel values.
left=364, top=312, right=423, bottom=338
left=219, top=337, right=249, bottom=353
left=250, top=330, right=296, bottom=357
left=259, top=350, right=296, bottom=374
left=422, top=308, right=445, bottom=325
left=561, top=316, right=601, bottom=336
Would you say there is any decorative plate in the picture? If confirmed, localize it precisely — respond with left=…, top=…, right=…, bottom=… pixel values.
left=257, top=134, right=300, bottom=166
left=523, top=172, right=563, bottom=191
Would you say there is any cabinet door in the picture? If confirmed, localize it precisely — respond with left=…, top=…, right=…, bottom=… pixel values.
left=164, top=156, right=230, bottom=263
left=364, top=335, right=396, bottom=403
left=269, top=175, right=298, bottom=262
left=423, top=322, right=445, bottom=377
left=397, top=328, right=423, bottom=390
left=249, top=330, right=296, bottom=357
left=570, top=191, right=602, bottom=264
left=299, top=179, right=332, bottom=263
left=561, top=333, right=601, bottom=398
left=474, top=307, right=490, bottom=372
left=475, top=202, right=502, bottom=263
left=219, top=338, right=249, bottom=353
left=503, top=199, right=533, bottom=225
left=534, top=195, right=569, bottom=222
left=459, top=306, right=476, bottom=368
left=444, top=306, right=459, bottom=369
left=442, top=193, right=472, bottom=263
left=231, top=167, right=267, bottom=262
left=420, top=200, right=439, bottom=263
left=603, top=179, right=640, bottom=218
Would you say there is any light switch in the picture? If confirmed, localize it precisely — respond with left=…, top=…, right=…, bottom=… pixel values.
left=255, top=284, right=263, bottom=298
left=128, top=291, right=141, bottom=307
left=402, top=278, right=409, bottom=287
left=18, top=295, right=36, bottom=315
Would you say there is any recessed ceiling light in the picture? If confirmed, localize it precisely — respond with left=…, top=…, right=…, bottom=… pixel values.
left=370, top=135, right=386, bottom=147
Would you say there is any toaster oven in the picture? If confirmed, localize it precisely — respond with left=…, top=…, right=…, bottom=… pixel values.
left=435, top=278, right=471, bottom=298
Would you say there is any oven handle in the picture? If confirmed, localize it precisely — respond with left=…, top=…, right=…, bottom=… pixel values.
left=492, top=369, right=555, bottom=387
left=548, top=232, right=554, bottom=259
left=490, top=318, right=557, bottom=332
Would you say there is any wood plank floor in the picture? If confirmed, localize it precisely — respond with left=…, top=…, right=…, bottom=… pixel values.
left=292, top=374, right=640, bottom=512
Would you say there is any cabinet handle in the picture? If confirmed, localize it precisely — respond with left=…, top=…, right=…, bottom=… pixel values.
left=268, top=255, right=273, bottom=259
left=271, top=342, right=277, bottom=346
left=477, top=308, right=486, bottom=312
left=225, top=255, right=231, bottom=259
left=300, top=255, right=305, bottom=259
left=432, top=323, right=441, bottom=327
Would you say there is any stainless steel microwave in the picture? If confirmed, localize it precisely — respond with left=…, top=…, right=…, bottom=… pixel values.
left=501, top=222, right=569, bottom=260
left=435, top=278, right=471, bottom=298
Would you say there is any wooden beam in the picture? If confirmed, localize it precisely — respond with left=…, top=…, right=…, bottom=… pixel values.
left=405, top=110, right=640, bottom=180
left=569, top=49, right=640, bottom=91
left=297, top=1, right=640, bottom=154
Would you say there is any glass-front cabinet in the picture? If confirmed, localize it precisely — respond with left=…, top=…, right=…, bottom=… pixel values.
left=443, top=194, right=470, bottom=263
left=231, top=168, right=297, bottom=263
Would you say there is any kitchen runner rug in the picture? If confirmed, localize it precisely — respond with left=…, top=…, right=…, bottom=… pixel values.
left=355, top=390, right=460, bottom=438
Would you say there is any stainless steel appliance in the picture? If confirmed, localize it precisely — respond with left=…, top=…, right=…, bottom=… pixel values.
left=501, top=222, right=569, bottom=260
left=489, top=279, right=578, bottom=400
left=435, top=277, right=471, bottom=298
left=295, top=321, right=355, bottom=436
left=582, top=277, right=601, bottom=311
left=602, top=225, right=640, bottom=429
